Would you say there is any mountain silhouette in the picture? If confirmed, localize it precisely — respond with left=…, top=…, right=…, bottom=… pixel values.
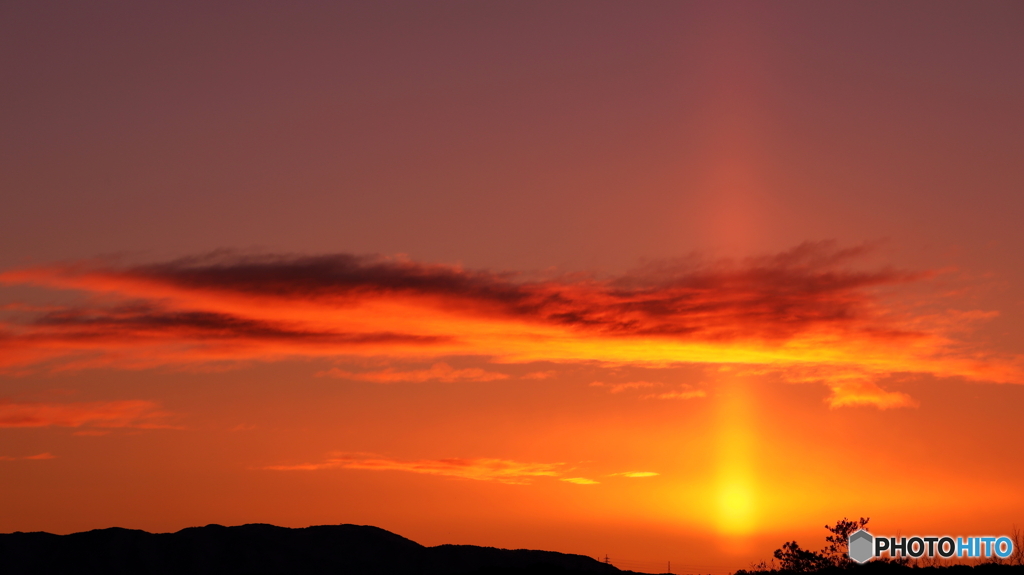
left=0, top=523, right=623, bottom=575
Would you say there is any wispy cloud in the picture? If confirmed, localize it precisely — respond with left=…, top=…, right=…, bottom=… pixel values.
left=642, top=386, right=707, bottom=400
left=1, top=243, right=1020, bottom=407
left=263, top=453, right=564, bottom=485
left=778, top=366, right=919, bottom=409
left=316, top=362, right=508, bottom=383
left=0, top=400, right=174, bottom=429
left=826, top=380, right=919, bottom=409
left=591, top=381, right=705, bottom=400
left=0, top=452, right=55, bottom=461
left=590, top=381, right=660, bottom=394
left=264, top=453, right=639, bottom=486
left=561, top=477, right=599, bottom=485
left=522, top=371, right=556, bottom=380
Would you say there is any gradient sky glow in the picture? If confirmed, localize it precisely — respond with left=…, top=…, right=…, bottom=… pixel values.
left=2, top=2, right=1023, bottom=572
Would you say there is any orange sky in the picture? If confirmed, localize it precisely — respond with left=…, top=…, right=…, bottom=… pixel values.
left=2, top=2, right=1023, bottom=572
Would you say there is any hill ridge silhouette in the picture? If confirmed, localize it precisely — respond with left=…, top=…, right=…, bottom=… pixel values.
left=0, top=522, right=622, bottom=575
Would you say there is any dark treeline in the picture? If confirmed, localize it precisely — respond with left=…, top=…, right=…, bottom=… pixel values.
left=0, top=523, right=619, bottom=575
left=737, top=565, right=1024, bottom=575
left=3, top=519, right=1023, bottom=575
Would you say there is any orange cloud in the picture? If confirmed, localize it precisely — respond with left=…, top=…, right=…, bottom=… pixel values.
left=774, top=365, right=919, bottom=409
left=590, top=381, right=661, bottom=393
left=263, top=453, right=564, bottom=484
left=642, top=388, right=707, bottom=400
left=264, top=453, right=646, bottom=486
left=522, top=371, right=556, bottom=379
left=0, top=400, right=173, bottom=429
left=825, top=380, right=919, bottom=410
left=316, top=362, right=508, bottom=383
left=0, top=452, right=55, bottom=461
left=1, top=244, right=1020, bottom=408
left=590, top=381, right=705, bottom=400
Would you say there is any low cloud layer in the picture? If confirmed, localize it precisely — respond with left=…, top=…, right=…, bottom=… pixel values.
left=2, top=243, right=1020, bottom=408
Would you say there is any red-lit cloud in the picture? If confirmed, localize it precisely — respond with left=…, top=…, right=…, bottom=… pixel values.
left=0, top=400, right=173, bottom=429
left=590, top=381, right=661, bottom=394
left=522, top=371, right=557, bottom=380
left=825, top=380, right=919, bottom=410
left=642, top=387, right=707, bottom=401
left=317, top=362, right=508, bottom=383
left=772, top=365, right=921, bottom=409
left=1, top=243, right=1020, bottom=407
left=0, top=452, right=54, bottom=461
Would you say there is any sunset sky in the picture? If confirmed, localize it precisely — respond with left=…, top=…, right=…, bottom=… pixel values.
left=2, top=2, right=1023, bottom=572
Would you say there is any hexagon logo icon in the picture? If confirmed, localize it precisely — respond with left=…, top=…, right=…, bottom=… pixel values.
left=849, top=529, right=874, bottom=564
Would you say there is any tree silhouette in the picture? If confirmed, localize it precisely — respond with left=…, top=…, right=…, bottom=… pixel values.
left=751, top=517, right=918, bottom=572
left=772, top=540, right=830, bottom=572
left=771, top=517, right=868, bottom=571
left=764, top=517, right=884, bottom=572
left=821, top=517, right=870, bottom=568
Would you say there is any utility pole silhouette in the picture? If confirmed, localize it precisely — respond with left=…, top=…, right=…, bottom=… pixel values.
left=605, top=555, right=609, bottom=565
left=668, top=561, right=671, bottom=573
